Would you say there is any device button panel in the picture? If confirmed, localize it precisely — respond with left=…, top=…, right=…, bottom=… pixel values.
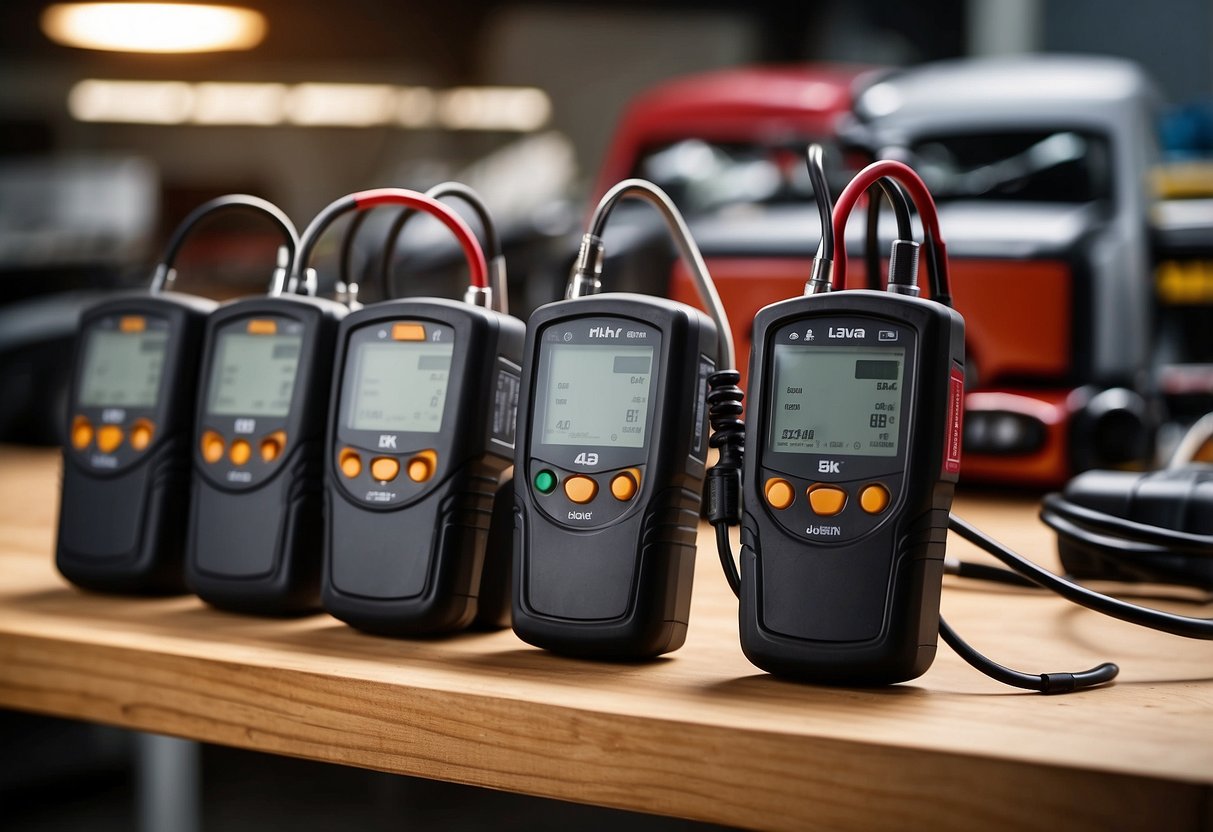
left=529, top=461, right=646, bottom=528
left=334, top=446, right=442, bottom=507
left=197, top=422, right=293, bottom=488
left=761, top=467, right=899, bottom=542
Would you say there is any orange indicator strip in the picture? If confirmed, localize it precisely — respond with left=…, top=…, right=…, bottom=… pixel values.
left=119, top=316, right=146, bottom=332
left=391, top=323, right=425, bottom=341
left=247, top=319, right=278, bottom=335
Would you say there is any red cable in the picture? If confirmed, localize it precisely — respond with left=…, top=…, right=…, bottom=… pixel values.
left=830, top=160, right=950, bottom=298
left=352, top=188, right=488, bottom=288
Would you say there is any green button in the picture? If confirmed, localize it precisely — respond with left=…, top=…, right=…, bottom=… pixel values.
left=534, top=469, right=556, bottom=494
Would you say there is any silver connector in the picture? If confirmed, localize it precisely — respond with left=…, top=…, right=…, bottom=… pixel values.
left=886, top=239, right=921, bottom=297
left=150, top=263, right=175, bottom=294
left=565, top=233, right=605, bottom=299
left=464, top=284, right=493, bottom=308
left=804, top=257, right=833, bottom=295
left=489, top=255, right=509, bottom=314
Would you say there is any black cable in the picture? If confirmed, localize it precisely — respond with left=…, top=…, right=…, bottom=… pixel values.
left=153, top=194, right=299, bottom=293
left=706, top=370, right=745, bottom=599
left=938, top=616, right=1119, bottom=693
left=946, top=558, right=1039, bottom=588
left=805, top=144, right=834, bottom=262
left=862, top=179, right=915, bottom=290
left=949, top=514, right=1213, bottom=639
left=1041, top=493, right=1213, bottom=556
left=338, top=209, right=372, bottom=292
left=378, top=181, right=501, bottom=301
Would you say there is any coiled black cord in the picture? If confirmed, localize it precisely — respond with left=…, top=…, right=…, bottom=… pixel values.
left=706, top=370, right=744, bottom=597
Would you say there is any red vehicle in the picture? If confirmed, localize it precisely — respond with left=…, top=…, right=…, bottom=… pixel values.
left=597, top=59, right=1158, bottom=487
left=595, top=66, right=874, bottom=389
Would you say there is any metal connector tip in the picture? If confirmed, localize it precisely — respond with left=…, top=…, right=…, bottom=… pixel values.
left=804, top=257, right=833, bottom=295
left=464, top=285, right=493, bottom=308
left=566, top=233, right=605, bottom=298
left=886, top=239, right=921, bottom=297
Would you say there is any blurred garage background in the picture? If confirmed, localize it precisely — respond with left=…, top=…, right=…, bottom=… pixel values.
left=1, top=0, right=1212, bottom=829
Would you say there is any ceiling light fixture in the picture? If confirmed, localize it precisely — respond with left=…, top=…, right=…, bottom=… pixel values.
left=41, top=3, right=267, bottom=54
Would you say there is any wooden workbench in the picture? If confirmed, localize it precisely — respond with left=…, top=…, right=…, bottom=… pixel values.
left=1, top=444, right=1210, bottom=831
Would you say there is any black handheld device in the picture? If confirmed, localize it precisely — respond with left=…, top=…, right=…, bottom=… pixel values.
left=735, top=160, right=965, bottom=684
left=56, top=195, right=295, bottom=594
left=512, top=180, right=732, bottom=658
left=185, top=209, right=348, bottom=615
left=318, top=186, right=525, bottom=635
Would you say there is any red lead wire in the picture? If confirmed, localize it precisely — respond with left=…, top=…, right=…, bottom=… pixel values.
left=829, top=160, right=950, bottom=299
left=352, top=188, right=489, bottom=289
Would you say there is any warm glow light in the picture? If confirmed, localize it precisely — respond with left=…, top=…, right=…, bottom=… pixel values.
left=285, top=83, right=398, bottom=127
left=191, top=82, right=286, bottom=125
left=69, top=79, right=194, bottom=123
left=66, top=79, right=553, bottom=132
left=438, top=87, right=551, bottom=132
left=42, top=3, right=266, bottom=54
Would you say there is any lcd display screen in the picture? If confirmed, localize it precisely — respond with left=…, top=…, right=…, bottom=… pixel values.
left=540, top=344, right=654, bottom=448
left=770, top=345, right=905, bottom=457
left=347, top=339, right=455, bottom=433
left=206, top=331, right=303, bottom=417
left=78, top=328, right=169, bottom=408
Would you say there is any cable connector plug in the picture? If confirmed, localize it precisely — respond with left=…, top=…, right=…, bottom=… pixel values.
left=885, top=238, right=921, bottom=297
left=565, top=232, right=604, bottom=299
left=804, top=257, right=833, bottom=295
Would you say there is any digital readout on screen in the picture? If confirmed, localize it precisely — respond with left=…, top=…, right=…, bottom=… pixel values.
left=206, top=331, right=303, bottom=417
left=770, top=344, right=905, bottom=457
left=347, top=340, right=455, bottom=433
left=541, top=344, right=654, bottom=448
left=78, top=328, right=169, bottom=408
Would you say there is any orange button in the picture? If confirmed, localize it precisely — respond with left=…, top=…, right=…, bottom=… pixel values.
left=339, top=448, right=362, bottom=478
left=370, top=457, right=400, bottom=482
left=260, top=431, right=286, bottom=462
left=96, top=425, right=123, bottom=454
left=807, top=485, right=846, bottom=516
left=391, top=323, right=425, bottom=341
left=201, top=431, right=225, bottom=463
left=229, top=439, right=251, bottom=466
left=610, top=471, right=638, bottom=501
left=247, top=318, right=277, bottom=335
left=129, top=420, right=154, bottom=451
left=71, top=416, right=93, bottom=450
left=764, top=478, right=794, bottom=510
left=119, top=315, right=146, bottom=333
left=563, top=475, right=598, bottom=504
left=860, top=484, right=891, bottom=514
left=406, top=450, right=437, bottom=482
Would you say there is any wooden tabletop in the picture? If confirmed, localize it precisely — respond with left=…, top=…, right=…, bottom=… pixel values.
left=1, top=444, right=1211, bottom=831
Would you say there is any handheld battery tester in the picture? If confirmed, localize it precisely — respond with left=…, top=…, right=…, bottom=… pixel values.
left=722, top=158, right=966, bottom=684
left=317, top=186, right=524, bottom=635
left=185, top=206, right=349, bottom=614
left=57, top=195, right=294, bottom=594
left=512, top=180, right=734, bottom=658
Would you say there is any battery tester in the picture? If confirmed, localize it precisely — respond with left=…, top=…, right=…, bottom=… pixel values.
left=184, top=201, right=352, bottom=614
left=710, top=147, right=1213, bottom=692
left=315, top=185, right=524, bottom=635
left=57, top=195, right=295, bottom=594
left=512, top=179, right=735, bottom=658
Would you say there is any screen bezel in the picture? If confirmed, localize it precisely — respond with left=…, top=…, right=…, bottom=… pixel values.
left=761, top=316, right=917, bottom=481
left=529, top=316, right=663, bottom=470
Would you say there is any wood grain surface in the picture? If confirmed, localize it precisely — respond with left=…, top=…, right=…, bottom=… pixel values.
left=1, top=444, right=1211, bottom=831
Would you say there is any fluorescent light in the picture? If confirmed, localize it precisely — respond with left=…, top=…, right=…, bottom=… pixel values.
left=438, top=87, right=551, bottom=132
left=285, top=83, right=398, bottom=127
left=396, top=87, right=437, bottom=128
left=66, top=79, right=553, bottom=132
left=42, top=3, right=266, bottom=54
left=69, top=79, right=194, bottom=124
left=191, top=82, right=286, bottom=125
